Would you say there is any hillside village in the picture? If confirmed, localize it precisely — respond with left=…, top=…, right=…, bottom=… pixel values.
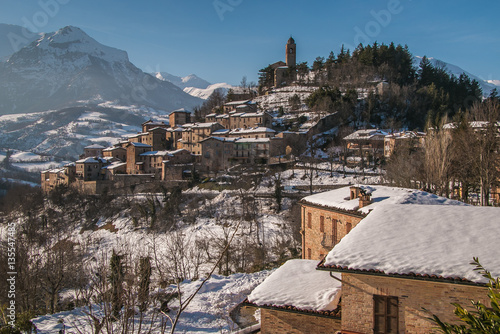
left=1, top=31, right=500, bottom=334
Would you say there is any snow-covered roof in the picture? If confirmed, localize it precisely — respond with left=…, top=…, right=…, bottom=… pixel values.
left=230, top=127, right=275, bottom=135
left=344, top=129, right=388, bottom=141
left=84, top=144, right=105, bottom=149
left=212, top=129, right=230, bottom=134
left=230, top=112, right=246, bottom=117
left=169, top=149, right=189, bottom=155
left=127, top=142, right=152, bottom=148
left=320, top=204, right=500, bottom=285
left=201, top=136, right=239, bottom=143
left=225, top=100, right=251, bottom=106
left=171, top=108, right=191, bottom=114
left=106, top=162, right=127, bottom=170
left=241, top=112, right=265, bottom=118
left=148, top=126, right=168, bottom=132
left=300, top=185, right=466, bottom=214
left=103, top=146, right=125, bottom=152
left=385, top=131, right=426, bottom=139
left=235, top=138, right=270, bottom=144
left=184, top=122, right=220, bottom=129
left=205, top=113, right=216, bottom=118
left=76, top=157, right=108, bottom=164
left=140, top=150, right=170, bottom=157
left=248, top=259, right=341, bottom=313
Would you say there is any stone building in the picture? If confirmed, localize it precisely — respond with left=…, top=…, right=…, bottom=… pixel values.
left=169, top=108, right=191, bottom=127
left=246, top=259, right=341, bottom=334
left=75, top=157, right=110, bottom=181
left=102, top=146, right=127, bottom=162
left=126, top=142, right=152, bottom=174
left=384, top=130, right=426, bottom=158
left=344, top=129, right=387, bottom=165
left=141, top=119, right=168, bottom=133
left=83, top=144, right=105, bottom=158
left=317, top=204, right=499, bottom=334
left=299, top=185, right=466, bottom=261
left=178, top=122, right=225, bottom=155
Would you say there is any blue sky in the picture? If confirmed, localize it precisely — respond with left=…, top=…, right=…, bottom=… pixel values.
left=0, top=0, right=498, bottom=86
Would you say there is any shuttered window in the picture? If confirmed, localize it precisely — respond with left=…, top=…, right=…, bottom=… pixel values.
left=346, top=222, right=352, bottom=234
left=307, top=212, right=312, bottom=228
left=373, top=295, right=398, bottom=334
left=320, top=216, right=324, bottom=232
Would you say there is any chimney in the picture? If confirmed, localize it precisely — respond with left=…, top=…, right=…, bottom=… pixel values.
left=358, top=189, right=372, bottom=208
left=349, top=186, right=361, bottom=200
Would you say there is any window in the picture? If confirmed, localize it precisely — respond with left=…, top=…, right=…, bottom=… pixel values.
left=307, top=248, right=311, bottom=259
left=373, top=295, right=398, bottom=334
left=307, top=212, right=312, bottom=228
left=346, top=222, right=352, bottom=234
left=320, top=216, right=324, bottom=232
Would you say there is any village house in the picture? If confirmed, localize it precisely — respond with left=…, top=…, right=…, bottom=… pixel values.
left=126, top=142, right=152, bottom=174
left=299, top=185, right=466, bottom=261
left=247, top=202, right=499, bottom=334
left=169, top=108, right=191, bottom=127
left=317, top=203, right=499, bottom=334
left=227, top=127, right=276, bottom=139
left=344, top=129, right=387, bottom=165
left=384, top=131, right=426, bottom=158
left=82, top=144, right=105, bottom=158
left=102, top=146, right=127, bottom=162
left=141, top=119, right=168, bottom=133
left=246, top=259, right=342, bottom=334
left=75, top=156, right=110, bottom=181
left=200, top=137, right=237, bottom=175
left=41, top=163, right=76, bottom=192
left=222, top=100, right=257, bottom=114
left=178, top=122, right=225, bottom=155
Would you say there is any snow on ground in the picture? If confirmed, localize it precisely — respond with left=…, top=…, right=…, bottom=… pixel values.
left=13, top=161, right=70, bottom=173
left=184, top=83, right=233, bottom=100
left=248, top=259, right=340, bottom=311
left=32, top=270, right=272, bottom=334
left=254, top=86, right=315, bottom=111
left=323, top=204, right=500, bottom=284
left=10, top=151, right=45, bottom=162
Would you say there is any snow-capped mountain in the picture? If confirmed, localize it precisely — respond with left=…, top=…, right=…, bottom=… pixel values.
left=153, top=72, right=211, bottom=90
left=413, top=56, right=500, bottom=96
left=153, top=71, right=234, bottom=99
left=0, top=23, right=42, bottom=61
left=183, top=82, right=233, bottom=99
left=0, top=26, right=202, bottom=115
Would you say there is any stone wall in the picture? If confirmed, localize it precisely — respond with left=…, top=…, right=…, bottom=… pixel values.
left=261, top=309, right=341, bottom=334
left=341, top=273, right=488, bottom=334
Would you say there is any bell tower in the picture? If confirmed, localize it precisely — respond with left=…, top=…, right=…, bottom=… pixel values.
left=286, top=36, right=296, bottom=67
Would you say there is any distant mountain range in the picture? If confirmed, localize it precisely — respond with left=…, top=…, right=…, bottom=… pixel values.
left=153, top=72, right=234, bottom=99
left=0, top=25, right=203, bottom=115
left=413, top=56, right=499, bottom=96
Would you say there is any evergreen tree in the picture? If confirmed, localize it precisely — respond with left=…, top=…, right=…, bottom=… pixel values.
left=109, top=250, right=124, bottom=320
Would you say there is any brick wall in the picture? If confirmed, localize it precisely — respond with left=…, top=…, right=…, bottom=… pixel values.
left=301, top=204, right=363, bottom=260
left=341, top=273, right=488, bottom=334
left=261, top=309, right=341, bottom=334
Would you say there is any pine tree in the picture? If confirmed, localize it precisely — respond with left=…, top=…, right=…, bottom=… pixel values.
left=109, top=250, right=124, bottom=320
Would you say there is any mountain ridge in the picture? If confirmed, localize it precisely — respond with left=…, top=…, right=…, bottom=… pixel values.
left=0, top=25, right=202, bottom=115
